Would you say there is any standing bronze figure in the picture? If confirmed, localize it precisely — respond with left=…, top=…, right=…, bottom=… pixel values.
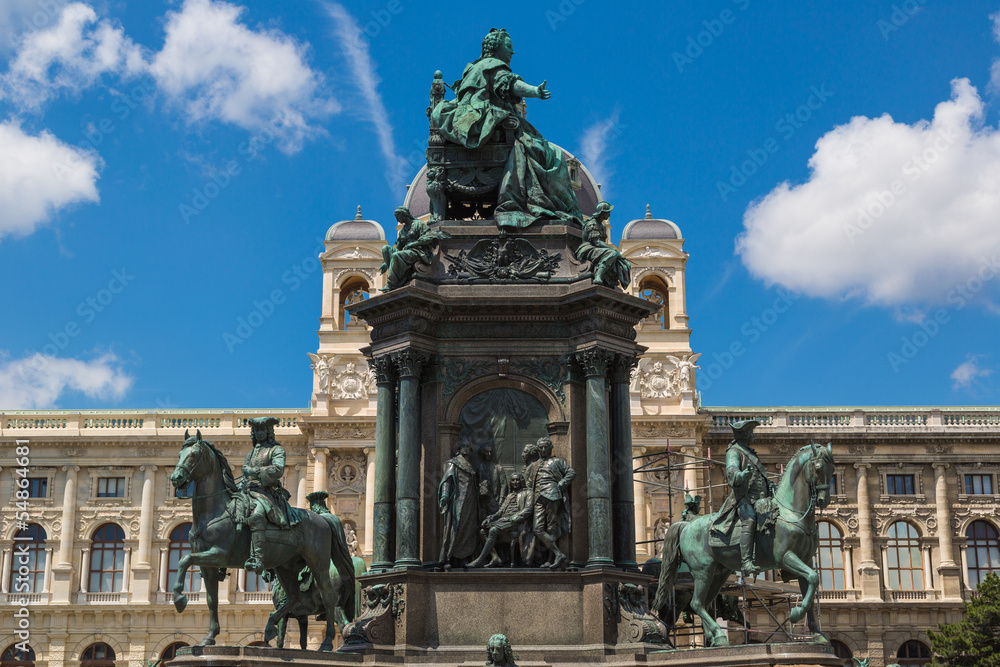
left=438, top=442, right=480, bottom=569
left=526, top=436, right=575, bottom=569
left=477, top=443, right=509, bottom=518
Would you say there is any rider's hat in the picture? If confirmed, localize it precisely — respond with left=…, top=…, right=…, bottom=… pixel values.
left=730, top=419, right=760, bottom=436
left=249, top=416, right=280, bottom=429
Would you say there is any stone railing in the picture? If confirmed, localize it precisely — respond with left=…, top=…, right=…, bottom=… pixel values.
left=5, top=592, right=46, bottom=604
left=0, top=409, right=309, bottom=437
left=705, top=407, right=1000, bottom=433
left=82, top=591, right=128, bottom=603
left=239, top=591, right=272, bottom=603
left=886, top=589, right=932, bottom=602
left=816, top=589, right=858, bottom=601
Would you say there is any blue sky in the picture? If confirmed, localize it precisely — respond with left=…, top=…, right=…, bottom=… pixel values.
left=1, top=0, right=999, bottom=410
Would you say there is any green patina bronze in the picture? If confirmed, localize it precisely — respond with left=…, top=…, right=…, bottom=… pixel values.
left=575, top=202, right=631, bottom=290
left=431, top=28, right=582, bottom=231
left=379, top=206, right=449, bottom=291
left=651, top=434, right=835, bottom=647
left=169, top=427, right=355, bottom=651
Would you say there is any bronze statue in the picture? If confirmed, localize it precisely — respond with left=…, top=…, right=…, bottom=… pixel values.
left=520, top=441, right=538, bottom=477
left=681, top=492, right=702, bottom=522
left=469, top=473, right=533, bottom=568
left=710, top=420, right=775, bottom=576
left=379, top=206, right=449, bottom=291
left=526, top=436, right=575, bottom=569
left=575, top=201, right=631, bottom=290
left=484, top=633, right=519, bottom=667
left=431, top=28, right=582, bottom=232
left=239, top=416, right=300, bottom=572
left=438, top=442, right=480, bottom=569
left=477, top=443, right=509, bottom=518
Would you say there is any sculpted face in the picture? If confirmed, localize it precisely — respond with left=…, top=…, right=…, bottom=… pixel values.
left=480, top=445, right=493, bottom=461
left=510, top=474, right=524, bottom=491
left=537, top=437, right=553, bottom=457
left=495, top=35, right=514, bottom=63
left=459, top=443, right=472, bottom=458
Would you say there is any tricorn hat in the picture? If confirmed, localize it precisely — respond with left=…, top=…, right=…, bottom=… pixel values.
left=730, top=419, right=760, bottom=435
left=249, top=416, right=280, bottom=429
left=306, top=491, right=330, bottom=504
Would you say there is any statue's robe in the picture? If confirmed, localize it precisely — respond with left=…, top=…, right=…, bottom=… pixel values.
left=431, top=57, right=582, bottom=230
left=438, top=455, right=480, bottom=562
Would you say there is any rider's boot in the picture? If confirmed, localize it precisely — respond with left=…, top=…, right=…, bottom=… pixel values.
left=245, top=525, right=266, bottom=572
left=739, top=518, right=759, bottom=576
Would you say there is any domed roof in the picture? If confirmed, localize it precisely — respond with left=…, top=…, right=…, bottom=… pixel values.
left=326, top=206, right=386, bottom=241
left=621, top=205, right=682, bottom=240
left=402, top=144, right=602, bottom=218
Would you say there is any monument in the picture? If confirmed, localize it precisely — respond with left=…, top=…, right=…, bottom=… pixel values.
left=168, top=27, right=845, bottom=667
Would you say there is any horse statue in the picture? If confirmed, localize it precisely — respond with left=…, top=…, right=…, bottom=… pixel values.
left=169, top=430, right=356, bottom=651
left=652, top=442, right=834, bottom=647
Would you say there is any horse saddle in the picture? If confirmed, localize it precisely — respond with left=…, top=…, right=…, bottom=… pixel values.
left=709, top=497, right=779, bottom=549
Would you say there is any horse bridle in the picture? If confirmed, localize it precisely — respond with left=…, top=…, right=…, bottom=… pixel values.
left=775, top=446, right=831, bottom=528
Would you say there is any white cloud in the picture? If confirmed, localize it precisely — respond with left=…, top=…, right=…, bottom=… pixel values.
left=990, top=11, right=1000, bottom=92
left=951, top=354, right=993, bottom=391
left=0, top=0, right=67, bottom=55
left=578, top=108, right=622, bottom=197
left=323, top=2, right=406, bottom=189
left=0, top=119, right=100, bottom=239
left=736, top=78, right=1000, bottom=308
left=0, top=351, right=132, bottom=409
left=1, top=2, right=144, bottom=109
left=150, top=0, right=336, bottom=153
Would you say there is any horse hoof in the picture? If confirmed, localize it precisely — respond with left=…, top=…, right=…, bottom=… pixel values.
left=812, top=633, right=829, bottom=644
left=174, top=595, right=188, bottom=613
left=197, top=638, right=216, bottom=647
left=318, top=641, right=333, bottom=652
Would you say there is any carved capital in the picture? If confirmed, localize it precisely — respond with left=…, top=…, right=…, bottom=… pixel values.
left=932, top=462, right=951, bottom=471
left=853, top=462, right=871, bottom=471
left=62, top=465, right=80, bottom=473
left=369, top=356, right=397, bottom=385
left=394, top=350, right=428, bottom=379
left=609, top=354, right=638, bottom=385
left=575, top=349, right=612, bottom=378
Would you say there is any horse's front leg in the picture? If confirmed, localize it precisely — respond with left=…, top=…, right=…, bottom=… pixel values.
left=173, top=546, right=226, bottom=613
left=780, top=550, right=823, bottom=638
left=200, top=567, right=221, bottom=646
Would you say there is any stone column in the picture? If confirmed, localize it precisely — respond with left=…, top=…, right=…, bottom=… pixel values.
left=80, top=549, right=90, bottom=593
left=136, top=466, right=156, bottom=566
left=922, top=545, right=933, bottom=590
left=158, top=548, right=169, bottom=593
left=296, top=464, right=308, bottom=509
left=960, top=544, right=970, bottom=589
left=633, top=448, right=647, bottom=555
left=933, top=463, right=963, bottom=599
left=122, top=547, right=131, bottom=592
left=844, top=546, right=854, bottom=590
left=0, top=548, right=10, bottom=593
left=312, top=448, right=329, bottom=495
left=42, top=548, right=53, bottom=593
left=57, top=466, right=80, bottom=566
left=855, top=463, right=882, bottom=600
left=394, top=351, right=425, bottom=569
left=370, top=356, right=397, bottom=572
left=578, top=349, right=614, bottom=569
left=609, top=354, right=637, bottom=569
left=364, top=447, right=376, bottom=556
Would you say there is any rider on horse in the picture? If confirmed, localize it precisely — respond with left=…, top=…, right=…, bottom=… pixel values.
left=240, top=416, right=300, bottom=572
left=711, top=419, right=775, bottom=576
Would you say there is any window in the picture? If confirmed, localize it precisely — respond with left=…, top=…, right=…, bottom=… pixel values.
left=89, top=524, right=125, bottom=592
left=817, top=521, right=845, bottom=590
left=829, top=473, right=839, bottom=496
left=886, top=522, right=923, bottom=591
left=897, top=639, right=931, bottom=667
left=168, top=524, right=201, bottom=592
left=25, top=478, right=47, bottom=498
left=244, top=569, right=267, bottom=592
left=638, top=277, right=669, bottom=329
left=97, top=477, right=125, bottom=498
left=1, top=644, right=34, bottom=667
left=9, top=524, right=46, bottom=593
left=965, top=474, right=994, bottom=495
left=965, top=520, right=1000, bottom=589
left=339, top=277, right=370, bottom=329
left=81, top=643, right=115, bottom=667
left=174, top=480, right=194, bottom=499
left=159, top=642, right=189, bottom=663
left=830, top=640, right=852, bottom=660
left=886, top=474, right=915, bottom=495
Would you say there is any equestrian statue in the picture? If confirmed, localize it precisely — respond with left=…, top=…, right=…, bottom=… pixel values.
left=651, top=420, right=835, bottom=647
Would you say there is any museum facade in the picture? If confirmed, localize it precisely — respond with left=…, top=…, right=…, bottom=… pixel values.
left=2, top=199, right=998, bottom=667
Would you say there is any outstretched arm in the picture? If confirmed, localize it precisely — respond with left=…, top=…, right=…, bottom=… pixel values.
left=513, top=79, right=550, bottom=100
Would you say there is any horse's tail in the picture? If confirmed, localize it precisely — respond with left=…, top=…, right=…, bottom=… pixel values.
left=318, top=513, right=356, bottom=621
left=651, top=522, right=686, bottom=613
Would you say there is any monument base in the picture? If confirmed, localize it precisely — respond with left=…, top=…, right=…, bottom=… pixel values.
left=167, top=569, right=846, bottom=667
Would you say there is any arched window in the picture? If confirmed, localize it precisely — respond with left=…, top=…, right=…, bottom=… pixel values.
left=886, top=522, right=923, bottom=591
left=897, top=639, right=931, bottom=666
left=168, top=524, right=201, bottom=592
left=339, top=277, right=370, bottom=329
left=458, top=387, right=549, bottom=472
left=159, top=642, right=189, bottom=663
left=9, top=524, right=46, bottom=593
left=1, top=645, right=34, bottom=667
left=638, top=276, right=668, bottom=329
left=89, top=524, right=125, bottom=593
left=965, top=520, right=1000, bottom=589
left=830, top=640, right=852, bottom=659
left=81, top=643, right=115, bottom=667
left=817, top=521, right=845, bottom=590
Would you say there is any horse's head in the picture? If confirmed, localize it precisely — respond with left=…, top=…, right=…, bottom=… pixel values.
left=807, top=441, right=835, bottom=509
left=171, top=429, right=210, bottom=490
